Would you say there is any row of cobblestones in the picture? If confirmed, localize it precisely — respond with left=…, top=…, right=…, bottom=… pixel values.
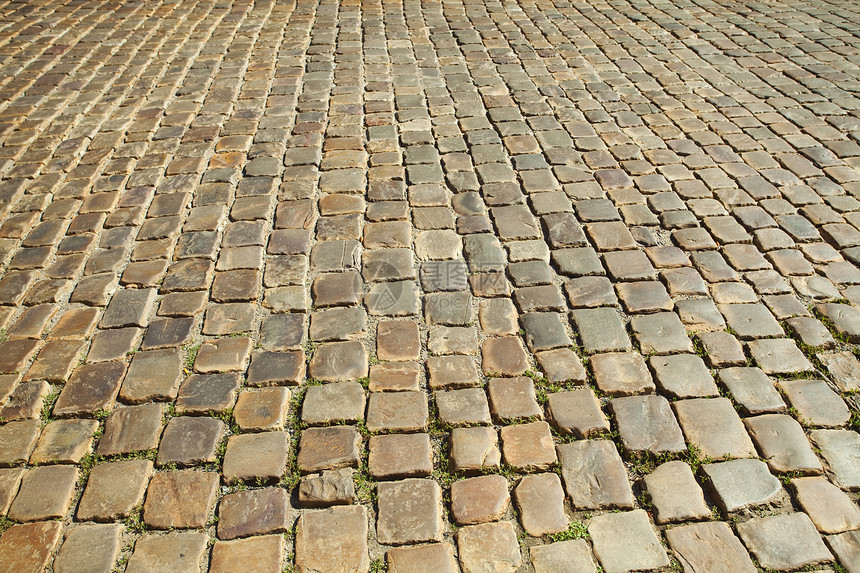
left=0, top=0, right=858, bottom=571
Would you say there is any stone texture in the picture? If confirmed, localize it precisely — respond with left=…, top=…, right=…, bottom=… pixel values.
left=792, top=476, right=860, bottom=533
left=143, top=471, right=219, bottom=529
left=221, top=431, right=289, bottom=484
left=9, top=465, right=78, bottom=522
left=0, top=521, right=64, bottom=573
left=451, top=474, right=510, bottom=525
left=125, top=532, right=209, bottom=573
left=377, top=479, right=443, bottom=545
left=666, top=522, right=757, bottom=573
left=674, top=397, right=757, bottom=459
left=217, top=487, right=290, bottom=540
left=77, top=459, right=153, bottom=522
left=702, top=459, right=783, bottom=514
left=387, top=543, right=458, bottom=573
left=588, top=510, right=670, bottom=573
left=210, top=535, right=284, bottom=573
left=611, top=395, right=686, bottom=455
left=557, top=440, right=634, bottom=510
left=643, top=461, right=711, bottom=524
left=500, top=421, right=557, bottom=470
left=53, top=523, right=123, bottom=573
left=514, top=472, right=568, bottom=536
left=737, top=513, right=833, bottom=571
left=456, top=522, right=522, bottom=573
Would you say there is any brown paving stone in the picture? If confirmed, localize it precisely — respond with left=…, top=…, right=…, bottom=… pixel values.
left=377, top=479, right=443, bottom=545
left=369, top=433, right=433, bottom=479
left=120, top=348, right=183, bottom=404
left=217, top=487, right=290, bottom=540
left=457, top=521, right=522, bottom=573
left=156, top=416, right=225, bottom=468
left=0, top=420, right=39, bottom=467
left=77, top=459, right=153, bottom=522
left=125, top=532, right=209, bottom=573
left=233, top=387, right=289, bottom=431
left=97, top=403, right=163, bottom=456
left=29, top=419, right=98, bottom=464
left=295, top=506, right=369, bottom=573
left=451, top=474, right=510, bottom=525
left=222, top=431, right=289, bottom=485
left=500, top=421, right=557, bottom=471
left=52, top=523, right=123, bottom=573
left=297, top=426, right=361, bottom=473
left=0, top=521, right=63, bottom=573
left=143, top=470, right=219, bottom=529
left=210, top=535, right=284, bottom=573
left=9, top=465, right=78, bottom=521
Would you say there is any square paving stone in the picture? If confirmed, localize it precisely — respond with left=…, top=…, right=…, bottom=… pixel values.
left=481, top=336, right=529, bottom=376
left=564, top=276, right=618, bottom=308
left=23, top=340, right=85, bottom=383
left=370, top=362, right=421, bottom=392
left=369, top=433, right=433, bottom=479
left=156, top=416, right=225, bottom=468
left=630, top=312, right=693, bottom=355
left=308, top=341, right=368, bottom=382
left=611, top=395, right=686, bottom=456
left=9, top=465, right=78, bottom=522
left=0, top=380, right=49, bottom=421
left=210, top=535, right=284, bottom=573
left=259, top=313, right=306, bottom=351
left=720, top=303, right=784, bottom=340
left=193, top=338, right=252, bottom=373
left=451, top=474, right=510, bottom=526
left=386, top=543, right=458, bottom=573
left=547, top=388, right=609, bottom=438
left=666, top=522, right=757, bottom=573
left=530, top=539, right=598, bottom=573
left=87, top=327, right=142, bottom=363
left=247, top=350, right=305, bottom=386
left=673, top=397, right=757, bottom=459
left=52, top=361, right=126, bottom=417
left=424, top=291, right=473, bottom=326
left=217, top=487, right=290, bottom=540
left=520, top=312, right=573, bottom=352
left=644, top=460, right=711, bottom=524
left=312, top=271, right=362, bottom=307
left=125, top=532, right=208, bottom=573
left=0, top=468, right=23, bottom=513
left=449, top=427, right=501, bottom=474
left=143, top=471, right=219, bottom=529
left=745, top=414, right=822, bottom=474
left=0, top=420, right=40, bottom=466
left=514, top=472, right=568, bottom=536
left=429, top=326, right=478, bottom=356
left=792, top=476, right=860, bottom=534
left=590, top=352, right=654, bottom=396
left=737, top=513, right=833, bottom=571
left=810, top=430, right=860, bottom=490
left=456, top=521, right=522, bottom=573
left=377, top=320, right=421, bottom=361
left=377, top=479, right=443, bottom=545
left=748, top=338, right=814, bottom=375
left=120, top=348, right=183, bottom=403
left=616, top=281, right=674, bottom=314
left=588, top=510, right=669, bottom=572
left=77, top=459, right=153, bottom=522
left=571, top=308, right=631, bottom=353
left=488, top=377, right=542, bottom=423
left=302, top=382, right=366, bottom=426
left=222, top=431, right=289, bottom=485
left=827, top=530, right=860, bottom=573
left=30, top=418, right=98, bottom=464
left=500, top=421, right=557, bottom=471
left=96, top=403, right=163, bottom=456
left=53, top=523, right=123, bottom=573
left=175, top=373, right=241, bottom=415
left=557, top=440, right=634, bottom=510
left=0, top=521, right=63, bottom=573
left=650, top=354, right=718, bottom=398
left=817, top=351, right=860, bottom=392
left=777, top=379, right=849, bottom=427
left=202, top=303, right=256, bottom=336
left=297, top=468, right=356, bottom=508
left=366, top=391, right=428, bottom=433
left=295, top=506, right=369, bottom=573
left=535, top=348, right=587, bottom=384
left=100, top=288, right=157, bottom=328
left=233, top=387, right=289, bottom=431
left=427, top=355, right=481, bottom=389
left=717, top=367, right=785, bottom=415
left=701, top=459, right=783, bottom=514
left=297, top=426, right=361, bottom=473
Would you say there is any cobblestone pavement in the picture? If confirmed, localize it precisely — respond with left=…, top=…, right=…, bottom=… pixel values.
left=0, top=0, right=859, bottom=571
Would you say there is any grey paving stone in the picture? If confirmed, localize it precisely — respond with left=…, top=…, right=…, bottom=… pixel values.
left=720, top=303, right=784, bottom=340
left=520, top=312, right=572, bottom=352
left=571, top=308, right=631, bottom=353
left=666, top=522, right=757, bottom=573
left=611, top=395, right=686, bottom=456
left=673, top=397, right=757, bottom=459
left=777, top=379, right=850, bottom=427
left=557, top=440, right=634, bottom=510
left=650, top=354, right=718, bottom=398
left=590, top=352, right=654, bottom=396
left=736, top=513, right=833, bottom=571
left=826, top=530, right=860, bottom=573
left=529, top=540, right=598, bottom=573
left=745, top=414, right=823, bottom=475
left=53, top=523, right=123, bottom=573
left=717, top=367, right=785, bottom=415
left=810, top=429, right=860, bottom=490
left=588, top=510, right=670, bottom=573
left=702, top=459, right=783, bottom=514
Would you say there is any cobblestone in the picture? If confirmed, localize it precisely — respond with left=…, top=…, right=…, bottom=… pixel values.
left=0, top=0, right=860, bottom=569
